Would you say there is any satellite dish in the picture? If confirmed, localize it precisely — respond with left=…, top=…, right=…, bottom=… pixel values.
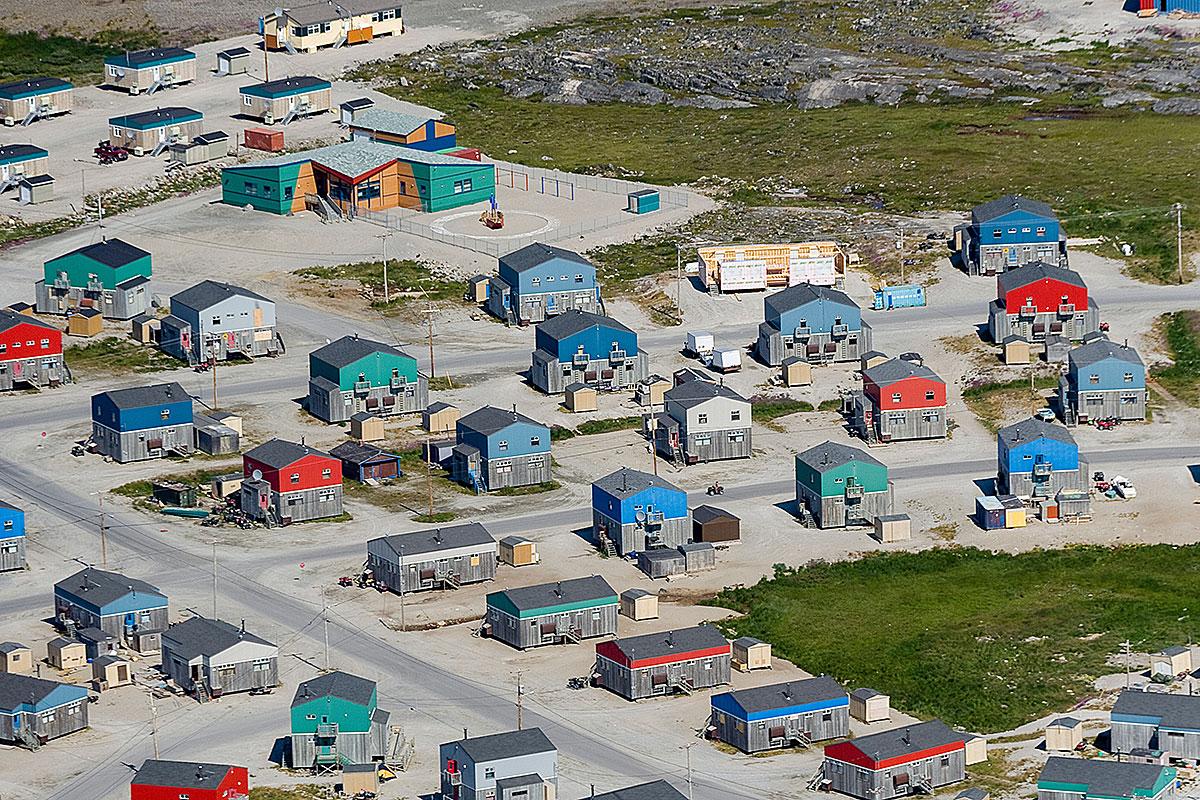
left=634, top=510, right=647, bottom=525
left=251, top=469, right=263, bottom=481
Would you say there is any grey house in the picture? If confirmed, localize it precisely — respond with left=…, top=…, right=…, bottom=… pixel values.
left=367, top=523, right=498, bottom=594
left=653, top=381, right=752, bottom=465
left=822, top=719, right=968, bottom=800
left=1037, top=757, right=1175, bottom=800
left=594, top=625, right=732, bottom=701
left=710, top=676, right=849, bottom=754
left=485, top=576, right=618, bottom=650
left=439, top=728, right=558, bottom=800
left=1111, top=690, right=1200, bottom=761
left=53, top=567, right=169, bottom=652
left=160, top=617, right=278, bottom=701
left=161, top=280, right=279, bottom=364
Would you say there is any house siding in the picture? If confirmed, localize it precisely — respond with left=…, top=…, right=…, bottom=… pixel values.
left=823, top=749, right=966, bottom=800
left=595, top=651, right=732, bottom=701
left=712, top=701, right=849, bottom=754
left=486, top=600, right=619, bottom=650
left=367, top=545, right=498, bottom=593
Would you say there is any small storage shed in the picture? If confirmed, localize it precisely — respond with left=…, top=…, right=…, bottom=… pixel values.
left=243, top=127, right=283, bottom=152
left=860, top=350, right=889, bottom=371
left=999, top=495, right=1026, bottom=528
left=499, top=535, right=539, bottom=567
left=68, top=307, right=103, bottom=337
left=965, top=735, right=988, bottom=765
left=1003, top=336, right=1031, bottom=365
left=467, top=275, right=490, bottom=303
left=872, top=513, right=911, bottom=543
left=957, top=789, right=990, bottom=800
left=210, top=472, right=243, bottom=499
left=92, top=654, right=132, bottom=689
left=636, top=375, right=672, bottom=407
left=18, top=174, right=54, bottom=205
left=1057, top=489, right=1092, bottom=520
left=627, top=189, right=660, bottom=214
left=638, top=548, right=686, bottom=579
left=782, top=356, right=813, bottom=387
left=1045, top=335, right=1071, bottom=365
left=1151, top=645, right=1192, bottom=678
left=339, top=97, right=374, bottom=125
left=565, top=383, right=597, bottom=413
left=78, top=627, right=118, bottom=660
left=129, top=313, right=160, bottom=344
left=47, top=637, right=86, bottom=670
left=620, top=588, right=658, bottom=620
left=331, top=441, right=400, bottom=482
left=216, top=47, right=251, bottom=75
left=692, top=505, right=740, bottom=543
left=1045, top=717, right=1083, bottom=751
left=350, top=411, right=384, bottom=442
left=849, top=688, right=890, bottom=723
left=732, top=637, right=771, bottom=672
left=976, top=496, right=1005, bottom=530
left=423, top=402, right=459, bottom=434
left=342, top=763, right=378, bottom=795
left=152, top=481, right=196, bottom=507
left=0, top=642, right=32, bottom=674
left=679, top=542, right=715, bottom=572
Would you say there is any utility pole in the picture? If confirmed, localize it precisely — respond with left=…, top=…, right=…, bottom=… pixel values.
left=87, top=191, right=105, bottom=229
left=426, top=299, right=436, bottom=379
left=262, top=42, right=270, bottom=84
left=98, top=494, right=107, bottom=567
left=210, top=341, right=219, bottom=409
left=675, top=245, right=682, bottom=317
left=377, top=231, right=392, bottom=304
left=211, top=541, right=218, bottom=619
left=683, top=742, right=696, bottom=800
left=647, top=417, right=658, bottom=477
left=397, top=543, right=406, bottom=631
left=150, top=696, right=160, bottom=758
left=516, top=670, right=524, bottom=730
left=322, top=598, right=330, bottom=672
left=426, top=448, right=434, bottom=518
left=1122, top=639, right=1133, bottom=687
left=1175, top=203, right=1186, bottom=285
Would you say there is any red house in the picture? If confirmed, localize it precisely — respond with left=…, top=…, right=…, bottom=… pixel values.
left=0, top=309, right=64, bottom=391
left=822, top=720, right=967, bottom=799
left=131, top=759, right=248, bottom=800
left=988, top=262, right=1099, bottom=347
left=594, top=624, right=731, bottom=700
left=240, top=438, right=343, bottom=525
left=853, top=355, right=947, bottom=443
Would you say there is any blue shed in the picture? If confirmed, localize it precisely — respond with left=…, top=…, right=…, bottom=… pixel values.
left=452, top=406, right=553, bottom=493
left=627, top=189, right=659, bottom=214
left=592, top=467, right=689, bottom=556
left=997, top=417, right=1086, bottom=498
left=0, top=501, right=25, bottom=572
left=711, top=676, right=849, bottom=753
left=488, top=242, right=601, bottom=324
left=90, top=382, right=194, bottom=463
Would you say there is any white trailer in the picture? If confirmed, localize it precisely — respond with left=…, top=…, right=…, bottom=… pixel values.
left=710, top=348, right=742, bottom=373
left=685, top=331, right=715, bottom=358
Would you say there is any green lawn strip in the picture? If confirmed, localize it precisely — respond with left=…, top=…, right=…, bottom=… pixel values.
left=1151, top=311, right=1200, bottom=406
left=0, top=29, right=161, bottom=84
left=962, top=374, right=1060, bottom=433
left=294, top=260, right=465, bottom=304
left=66, top=338, right=181, bottom=377
left=494, top=480, right=562, bottom=497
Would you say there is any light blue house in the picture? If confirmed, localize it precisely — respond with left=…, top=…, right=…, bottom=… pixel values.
left=1059, top=338, right=1147, bottom=425
left=450, top=406, right=552, bottom=493
left=487, top=242, right=600, bottom=324
left=161, top=280, right=279, bottom=364
left=0, top=673, right=90, bottom=745
left=756, top=283, right=871, bottom=366
left=958, top=194, right=1067, bottom=276
left=439, top=728, right=557, bottom=800
left=997, top=417, right=1088, bottom=499
left=91, top=383, right=194, bottom=463
left=711, top=676, right=849, bottom=753
left=54, top=567, right=169, bottom=652
left=591, top=467, right=689, bottom=555
left=0, top=501, right=25, bottom=572
left=530, top=309, right=649, bottom=393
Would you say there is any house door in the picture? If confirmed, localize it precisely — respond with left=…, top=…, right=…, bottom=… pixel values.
left=315, top=172, right=328, bottom=197
left=152, top=66, right=161, bottom=81
left=0, top=164, right=8, bottom=181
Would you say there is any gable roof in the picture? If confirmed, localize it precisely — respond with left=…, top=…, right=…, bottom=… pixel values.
left=835, top=719, right=965, bottom=764
left=310, top=335, right=413, bottom=369
left=0, top=77, right=71, bottom=100
left=500, top=242, right=592, bottom=273
left=862, top=357, right=942, bottom=388
left=291, top=670, right=376, bottom=708
left=594, top=467, right=682, bottom=500
left=796, top=441, right=884, bottom=472
left=0, top=673, right=80, bottom=710
left=494, top=575, right=616, bottom=613
left=664, top=380, right=747, bottom=409
left=330, top=441, right=398, bottom=466
left=536, top=309, right=633, bottom=341
left=95, top=382, right=189, bottom=410
left=1069, top=339, right=1143, bottom=370
left=0, top=308, right=57, bottom=334
left=163, top=617, right=274, bottom=659
left=172, top=280, right=271, bottom=311
left=452, top=727, right=555, bottom=763
left=972, top=194, right=1056, bottom=225
left=1112, top=689, right=1200, bottom=730
left=244, top=439, right=333, bottom=469
left=371, top=523, right=496, bottom=560
left=458, top=405, right=545, bottom=435
left=609, top=624, right=728, bottom=660
left=997, top=262, right=1086, bottom=295
left=133, top=759, right=239, bottom=790
left=692, top=505, right=737, bottom=524
left=765, top=283, right=858, bottom=317
left=997, top=417, right=1077, bottom=449
left=55, top=567, right=164, bottom=608
left=592, top=781, right=688, bottom=800
left=349, top=107, right=435, bottom=136
left=52, top=238, right=149, bottom=269
left=1038, top=756, right=1171, bottom=798
left=722, top=676, right=846, bottom=715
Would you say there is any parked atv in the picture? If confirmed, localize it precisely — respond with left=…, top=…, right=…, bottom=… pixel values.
left=94, top=142, right=129, bottom=165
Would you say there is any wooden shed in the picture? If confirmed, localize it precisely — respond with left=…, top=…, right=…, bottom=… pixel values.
left=342, top=764, right=378, bottom=795
left=732, top=637, right=771, bottom=672
left=210, top=472, right=243, bottom=499
left=467, top=275, right=490, bottom=303
left=1151, top=645, right=1192, bottom=678
left=216, top=47, right=251, bottom=75
left=67, top=308, right=103, bottom=337
left=350, top=411, right=384, bottom=443
left=638, top=548, right=686, bottom=579
left=679, top=542, right=715, bottom=572
left=849, top=688, right=890, bottom=723
left=782, top=356, right=813, bottom=387
left=0, top=642, right=32, bottom=674
left=499, top=535, right=539, bottom=567
left=18, top=174, right=54, bottom=205
left=1045, top=717, right=1083, bottom=752
left=47, top=637, right=86, bottom=670
left=619, top=588, right=658, bottom=620
left=964, top=735, right=988, bottom=765
left=999, top=495, right=1026, bottom=528
left=872, top=513, right=911, bottom=543
left=692, top=505, right=740, bottom=543
left=1003, top=336, right=1031, bottom=365
left=129, top=313, right=160, bottom=344
left=635, top=375, right=672, bottom=408
left=860, top=350, right=889, bottom=371
left=423, top=402, right=459, bottom=434
left=92, top=654, right=132, bottom=690
left=565, top=383, right=598, bottom=413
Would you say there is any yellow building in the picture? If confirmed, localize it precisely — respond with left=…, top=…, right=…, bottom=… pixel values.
left=263, top=0, right=403, bottom=54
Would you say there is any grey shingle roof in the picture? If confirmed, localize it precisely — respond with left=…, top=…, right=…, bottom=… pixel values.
left=593, top=780, right=689, bottom=800
left=55, top=238, right=148, bottom=269
left=536, top=309, right=633, bottom=342
left=171, top=280, right=270, bottom=312
left=722, top=676, right=846, bottom=714
left=349, top=107, right=434, bottom=135
left=491, top=575, right=616, bottom=613
left=244, top=439, right=333, bottom=469
left=0, top=308, right=57, bottom=335
left=453, top=727, right=555, bottom=763
left=972, top=194, right=1056, bottom=225
left=370, top=523, right=496, bottom=559
left=0, top=673, right=78, bottom=710
left=1038, top=756, right=1169, bottom=798
left=500, top=242, right=592, bottom=273
left=841, top=719, right=964, bottom=762
left=851, top=688, right=884, bottom=700
left=664, top=380, right=747, bottom=409
left=55, top=567, right=164, bottom=608
left=997, top=417, right=1077, bottom=449
left=594, top=467, right=682, bottom=500
left=1049, top=717, right=1081, bottom=729
left=796, top=441, right=884, bottom=473
left=162, top=617, right=274, bottom=660
left=1069, top=339, right=1143, bottom=370
left=610, top=624, right=728, bottom=661
left=1113, top=689, right=1200, bottom=730
left=692, top=505, right=737, bottom=524
left=0, top=642, right=27, bottom=653
left=458, top=405, right=546, bottom=436
left=310, top=335, right=413, bottom=369
left=862, top=357, right=941, bottom=388
left=218, top=47, right=251, bottom=58
left=330, top=441, right=397, bottom=466
left=95, top=382, right=189, bottom=411
left=0, top=77, right=71, bottom=99
left=134, top=759, right=238, bottom=790
left=997, top=262, right=1086, bottom=295
left=292, top=670, right=376, bottom=708
left=764, top=283, right=858, bottom=317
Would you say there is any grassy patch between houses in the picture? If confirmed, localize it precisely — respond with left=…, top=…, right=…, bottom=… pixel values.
left=249, top=786, right=329, bottom=800
left=1150, top=311, right=1200, bottom=406
left=575, top=416, right=643, bottom=436
left=414, top=511, right=458, bottom=523
left=0, top=29, right=161, bottom=84
left=710, top=545, right=1200, bottom=733
left=111, top=466, right=239, bottom=500
left=494, top=480, right=562, bottom=497
left=962, top=374, right=1060, bottom=433
left=65, top=338, right=180, bottom=378
left=751, top=398, right=815, bottom=430
left=816, top=399, right=842, bottom=413
left=294, top=260, right=465, bottom=306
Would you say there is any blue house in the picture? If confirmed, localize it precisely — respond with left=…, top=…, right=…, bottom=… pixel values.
left=756, top=283, right=871, bottom=366
left=591, top=467, right=689, bottom=556
left=1059, top=338, right=1147, bottom=425
left=711, top=676, right=849, bottom=753
left=91, top=382, right=194, bottom=463
left=997, top=417, right=1088, bottom=499
left=530, top=310, right=649, bottom=394
left=0, top=673, right=90, bottom=745
left=54, top=567, right=168, bottom=653
left=0, top=501, right=24, bottom=572
left=487, top=243, right=600, bottom=324
left=451, top=406, right=552, bottom=493
left=958, top=194, right=1067, bottom=276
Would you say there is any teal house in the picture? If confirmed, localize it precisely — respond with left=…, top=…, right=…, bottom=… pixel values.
left=485, top=575, right=618, bottom=649
left=35, top=238, right=152, bottom=319
left=307, top=334, right=427, bottom=423
left=1037, top=757, right=1175, bottom=800
left=795, top=441, right=894, bottom=529
left=290, top=671, right=390, bottom=771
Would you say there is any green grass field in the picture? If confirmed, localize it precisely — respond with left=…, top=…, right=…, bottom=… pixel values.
left=1151, top=311, right=1200, bottom=405
left=0, top=30, right=161, bottom=84
left=66, top=338, right=180, bottom=378
left=295, top=260, right=464, bottom=305
left=711, top=546, right=1200, bottom=733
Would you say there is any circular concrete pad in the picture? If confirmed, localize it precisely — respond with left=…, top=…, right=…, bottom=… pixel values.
left=430, top=209, right=558, bottom=240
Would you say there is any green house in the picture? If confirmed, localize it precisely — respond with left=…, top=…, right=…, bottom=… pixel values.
left=484, top=575, right=619, bottom=650
left=307, top=335, right=428, bottom=423
left=43, top=239, right=151, bottom=290
left=794, top=441, right=894, bottom=529
left=290, top=671, right=390, bottom=769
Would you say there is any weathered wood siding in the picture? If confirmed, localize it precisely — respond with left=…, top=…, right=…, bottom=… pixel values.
left=484, top=451, right=551, bottom=491
left=592, top=509, right=690, bottom=555
left=757, top=323, right=872, bottom=367
left=292, top=723, right=388, bottom=767
left=92, top=422, right=193, bottom=463
left=210, top=657, right=278, bottom=696
left=487, top=603, right=618, bottom=650
left=1112, top=721, right=1200, bottom=761
left=532, top=350, right=650, bottom=394
left=596, top=654, right=732, bottom=701
left=36, top=281, right=149, bottom=320
left=712, top=704, right=849, bottom=754
left=1002, top=464, right=1088, bottom=498
left=824, top=749, right=966, bottom=800
left=989, top=303, right=1100, bottom=345
left=0, top=537, right=26, bottom=571
left=242, top=484, right=344, bottom=523
left=105, top=59, right=197, bottom=93
left=0, top=701, right=88, bottom=744
left=369, top=550, right=497, bottom=593
left=0, top=353, right=63, bottom=390
left=797, top=480, right=894, bottom=529
left=1066, top=388, right=1147, bottom=424
left=873, top=406, right=948, bottom=441
left=682, top=426, right=752, bottom=464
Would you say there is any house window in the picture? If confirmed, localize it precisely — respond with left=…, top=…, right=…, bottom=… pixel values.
left=243, top=182, right=258, bottom=196
left=2, top=521, right=10, bottom=531
left=252, top=658, right=272, bottom=671
left=992, top=229, right=1002, bottom=239
left=729, top=432, right=744, bottom=442
left=545, top=275, right=554, bottom=282
left=1124, top=373, right=1133, bottom=383
left=484, top=768, right=495, bottom=779
left=1036, top=226, right=1046, bottom=236
left=112, top=126, right=123, bottom=137
left=40, top=339, right=49, bottom=348
left=321, top=468, right=332, bottom=479
left=382, top=8, right=397, bottom=19
left=531, top=278, right=540, bottom=286
left=591, top=610, right=601, bottom=620
left=160, top=409, right=170, bottom=420
left=211, top=316, right=221, bottom=326
left=318, top=489, right=336, bottom=501
left=1089, top=374, right=1100, bottom=385
left=575, top=274, right=584, bottom=283
left=730, top=410, right=741, bottom=421
left=290, top=473, right=300, bottom=484
left=891, top=393, right=901, bottom=403
left=306, top=714, right=316, bottom=720
left=453, top=179, right=473, bottom=194
left=498, top=440, right=508, bottom=451
left=243, top=95, right=252, bottom=106
left=924, top=390, right=935, bottom=401
left=1021, top=227, right=1031, bottom=233
left=698, top=414, right=708, bottom=424
left=108, top=66, right=118, bottom=77
left=1008, top=227, right=1017, bottom=235
left=529, top=436, right=541, bottom=447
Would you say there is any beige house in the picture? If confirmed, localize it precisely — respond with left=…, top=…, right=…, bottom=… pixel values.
left=0, top=77, right=73, bottom=126
left=103, top=48, right=197, bottom=94
left=262, top=1, right=404, bottom=54
left=109, top=107, right=204, bottom=156
left=0, top=145, right=49, bottom=186
left=238, top=76, right=332, bottom=124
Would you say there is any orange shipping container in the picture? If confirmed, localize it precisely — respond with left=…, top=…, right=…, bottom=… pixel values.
left=244, top=127, right=284, bottom=152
